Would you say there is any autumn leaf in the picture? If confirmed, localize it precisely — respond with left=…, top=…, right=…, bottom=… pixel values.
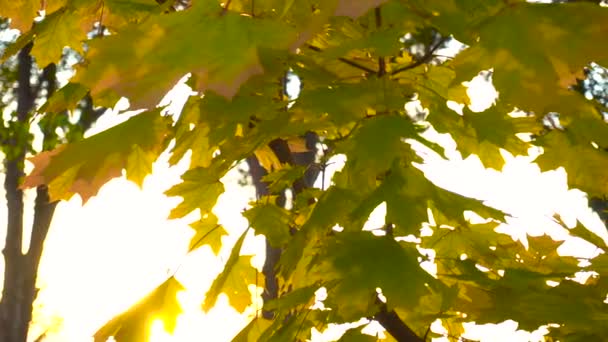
left=451, top=2, right=608, bottom=116
left=164, top=167, right=225, bottom=219
left=93, top=277, right=184, bottom=342
left=188, top=213, right=227, bottom=255
left=535, top=130, right=608, bottom=197
left=203, top=228, right=261, bottom=313
left=22, top=110, right=171, bottom=202
left=0, top=0, right=39, bottom=32
left=72, top=1, right=296, bottom=109
left=38, top=83, right=89, bottom=114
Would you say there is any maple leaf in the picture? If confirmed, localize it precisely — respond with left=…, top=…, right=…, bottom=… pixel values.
left=72, top=2, right=296, bottom=109
left=263, top=285, right=318, bottom=312
left=38, top=83, right=89, bottom=114
left=316, top=232, right=433, bottom=321
left=0, top=0, right=39, bottom=32
left=244, top=202, right=292, bottom=247
left=3, top=5, right=92, bottom=67
left=334, top=114, right=442, bottom=191
left=1, top=0, right=162, bottom=66
left=451, top=2, right=608, bottom=116
left=338, top=328, right=377, bottom=342
left=188, top=213, right=227, bottom=255
left=564, top=220, right=608, bottom=251
left=93, top=276, right=184, bottom=342
left=232, top=317, right=273, bottom=342
left=203, top=228, right=261, bottom=313
left=164, top=167, right=225, bottom=219
left=261, top=165, right=307, bottom=194
left=535, top=131, right=608, bottom=197
left=102, top=0, right=161, bottom=30
left=29, top=4, right=99, bottom=67
left=22, top=110, right=171, bottom=202
left=405, top=0, right=505, bottom=45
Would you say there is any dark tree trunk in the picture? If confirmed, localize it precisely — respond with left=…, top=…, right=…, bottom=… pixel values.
left=1, top=42, right=35, bottom=342
left=246, top=133, right=320, bottom=320
left=1, top=49, right=60, bottom=342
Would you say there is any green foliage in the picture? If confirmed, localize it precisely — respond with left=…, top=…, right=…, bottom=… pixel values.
left=202, top=227, right=260, bottom=313
left=4, top=0, right=608, bottom=341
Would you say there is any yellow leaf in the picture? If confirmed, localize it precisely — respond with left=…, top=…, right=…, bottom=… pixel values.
left=125, top=144, right=155, bottom=188
left=254, top=145, right=282, bottom=172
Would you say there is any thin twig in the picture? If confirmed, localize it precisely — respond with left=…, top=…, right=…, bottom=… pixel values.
left=306, top=44, right=377, bottom=74
left=391, top=36, right=450, bottom=76
left=98, top=2, right=105, bottom=37
left=221, top=0, right=232, bottom=14
left=375, top=7, right=386, bottom=77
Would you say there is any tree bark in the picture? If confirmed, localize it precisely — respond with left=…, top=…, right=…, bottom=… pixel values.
left=1, top=42, right=35, bottom=342
left=374, top=304, right=425, bottom=342
left=246, top=134, right=319, bottom=321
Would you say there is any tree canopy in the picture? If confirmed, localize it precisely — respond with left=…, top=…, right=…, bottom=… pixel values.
left=2, top=0, right=608, bottom=341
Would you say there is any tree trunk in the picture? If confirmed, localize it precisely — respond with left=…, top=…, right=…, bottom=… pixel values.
left=246, top=133, right=320, bottom=320
left=1, top=47, right=59, bottom=342
left=1, top=42, right=35, bottom=342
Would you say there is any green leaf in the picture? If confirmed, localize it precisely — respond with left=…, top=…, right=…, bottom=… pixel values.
left=102, top=0, right=161, bottom=30
left=567, top=221, right=608, bottom=251
left=338, top=328, right=378, bottom=342
left=243, top=202, right=292, bottom=247
left=169, top=96, right=214, bottom=169
left=535, top=131, right=608, bottom=197
left=73, top=2, right=296, bottom=109
left=93, top=276, right=184, bottom=342
left=203, top=228, right=259, bottom=313
left=263, top=285, right=317, bottom=312
left=406, top=0, right=505, bottom=45
left=22, top=110, right=170, bottom=202
left=451, top=3, right=608, bottom=116
left=232, top=317, right=273, bottom=342
left=29, top=5, right=96, bottom=67
left=188, top=213, right=227, bottom=255
left=38, top=83, right=89, bottom=114
left=164, top=167, right=225, bottom=219
left=261, top=165, right=307, bottom=194
left=422, top=222, right=514, bottom=269
left=316, top=232, right=434, bottom=321
left=335, top=114, right=442, bottom=190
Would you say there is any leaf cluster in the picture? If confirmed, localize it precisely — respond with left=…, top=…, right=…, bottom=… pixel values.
left=3, top=0, right=608, bottom=341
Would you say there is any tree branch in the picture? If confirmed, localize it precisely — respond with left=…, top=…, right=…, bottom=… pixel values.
left=375, top=7, right=386, bottom=77
left=306, top=44, right=377, bottom=74
left=391, top=36, right=449, bottom=76
left=374, top=301, right=425, bottom=342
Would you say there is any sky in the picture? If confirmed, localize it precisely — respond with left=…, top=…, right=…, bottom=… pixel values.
left=0, top=73, right=606, bottom=342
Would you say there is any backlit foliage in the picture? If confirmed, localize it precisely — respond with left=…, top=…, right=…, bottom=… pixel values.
left=2, top=0, right=608, bottom=340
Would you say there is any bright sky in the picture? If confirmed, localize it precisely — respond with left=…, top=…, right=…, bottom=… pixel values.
left=0, top=74, right=606, bottom=342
